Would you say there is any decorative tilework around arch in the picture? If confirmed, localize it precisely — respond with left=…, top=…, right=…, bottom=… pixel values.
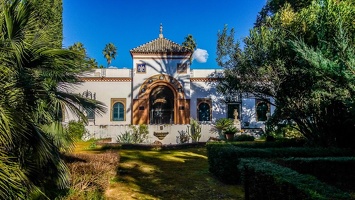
left=138, top=74, right=186, bottom=100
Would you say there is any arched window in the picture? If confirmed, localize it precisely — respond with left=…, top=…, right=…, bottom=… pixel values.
left=81, top=90, right=96, bottom=121
left=256, top=102, right=268, bottom=121
left=86, top=108, right=95, bottom=120
left=198, top=102, right=211, bottom=121
left=112, top=102, right=124, bottom=121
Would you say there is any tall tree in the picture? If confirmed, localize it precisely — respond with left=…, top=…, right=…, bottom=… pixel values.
left=102, top=43, right=117, bottom=67
left=32, top=0, right=63, bottom=47
left=68, top=42, right=86, bottom=59
left=182, top=34, right=197, bottom=52
left=216, top=0, right=355, bottom=147
left=87, top=58, right=98, bottom=68
left=69, top=42, right=100, bottom=68
left=255, top=0, right=313, bottom=27
left=182, top=34, right=197, bottom=61
left=0, top=1, right=105, bottom=198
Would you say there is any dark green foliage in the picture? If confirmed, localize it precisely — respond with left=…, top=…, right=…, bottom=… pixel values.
left=235, top=134, right=255, bottom=141
left=31, top=0, right=63, bottom=47
left=206, top=143, right=241, bottom=184
left=255, top=0, right=313, bottom=27
left=216, top=0, right=355, bottom=148
left=230, top=147, right=354, bottom=158
left=68, top=42, right=98, bottom=68
left=240, top=158, right=350, bottom=200
left=182, top=34, right=197, bottom=53
left=233, top=138, right=306, bottom=148
left=206, top=143, right=354, bottom=184
left=0, top=1, right=106, bottom=198
left=182, top=34, right=197, bottom=61
left=276, top=157, right=355, bottom=191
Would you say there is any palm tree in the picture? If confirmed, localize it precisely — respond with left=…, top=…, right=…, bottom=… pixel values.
left=102, top=43, right=117, bottom=67
left=0, top=1, right=106, bottom=198
left=68, top=42, right=86, bottom=59
left=87, top=58, right=98, bottom=68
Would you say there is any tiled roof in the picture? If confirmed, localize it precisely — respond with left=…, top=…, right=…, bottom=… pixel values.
left=130, top=37, right=190, bottom=54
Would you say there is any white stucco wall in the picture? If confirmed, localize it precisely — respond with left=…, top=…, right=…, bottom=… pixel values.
left=65, top=68, right=133, bottom=125
left=190, top=81, right=226, bottom=121
left=84, top=124, right=217, bottom=144
left=190, top=69, right=226, bottom=122
left=241, top=97, right=275, bottom=129
left=131, top=55, right=191, bottom=99
left=64, top=63, right=276, bottom=143
left=191, top=69, right=223, bottom=78
left=81, top=68, right=131, bottom=78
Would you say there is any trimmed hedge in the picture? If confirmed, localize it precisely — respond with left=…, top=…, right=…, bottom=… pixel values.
left=206, top=143, right=240, bottom=184
left=276, top=157, right=355, bottom=191
left=232, top=138, right=305, bottom=148
left=206, top=143, right=355, bottom=184
left=235, top=134, right=255, bottom=141
left=239, top=159, right=351, bottom=200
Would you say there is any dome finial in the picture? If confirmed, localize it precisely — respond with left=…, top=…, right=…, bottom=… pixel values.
left=159, top=23, right=163, bottom=38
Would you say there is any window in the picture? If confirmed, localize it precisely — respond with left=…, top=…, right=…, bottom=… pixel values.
left=197, top=98, right=211, bottom=121
left=86, top=108, right=95, bottom=120
left=112, top=102, right=124, bottom=121
left=256, top=99, right=270, bottom=121
left=81, top=90, right=96, bottom=121
left=111, top=98, right=126, bottom=121
left=227, top=104, right=240, bottom=120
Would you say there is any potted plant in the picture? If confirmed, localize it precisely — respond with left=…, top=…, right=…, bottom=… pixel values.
left=223, top=125, right=239, bottom=141
left=214, top=118, right=234, bottom=139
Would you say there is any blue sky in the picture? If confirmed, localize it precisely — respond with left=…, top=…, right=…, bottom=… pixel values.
left=63, top=0, right=266, bottom=69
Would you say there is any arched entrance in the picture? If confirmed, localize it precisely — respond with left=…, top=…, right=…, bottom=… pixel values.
left=132, top=74, right=190, bottom=125
left=149, top=85, right=174, bottom=124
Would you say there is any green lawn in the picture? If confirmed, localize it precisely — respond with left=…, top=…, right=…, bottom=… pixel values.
left=107, top=148, right=244, bottom=199
left=69, top=142, right=244, bottom=199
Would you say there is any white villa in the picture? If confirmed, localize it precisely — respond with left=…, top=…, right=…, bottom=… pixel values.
left=65, top=26, right=274, bottom=144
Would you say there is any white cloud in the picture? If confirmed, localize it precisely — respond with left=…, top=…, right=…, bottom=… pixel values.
left=192, top=48, right=209, bottom=63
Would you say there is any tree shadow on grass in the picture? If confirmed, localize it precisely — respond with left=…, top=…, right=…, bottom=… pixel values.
left=111, top=148, right=244, bottom=199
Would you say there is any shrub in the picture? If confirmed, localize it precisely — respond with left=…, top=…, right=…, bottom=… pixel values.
left=67, top=120, right=87, bottom=140
left=116, top=131, right=135, bottom=144
left=239, top=159, right=350, bottom=200
left=235, top=134, right=255, bottom=141
left=62, top=151, right=119, bottom=199
left=276, top=157, right=355, bottom=191
left=178, top=129, right=190, bottom=144
left=206, top=143, right=355, bottom=184
left=232, top=138, right=306, bottom=148
left=213, top=118, right=234, bottom=139
left=206, top=143, right=241, bottom=184
left=116, top=124, right=149, bottom=144
left=130, top=124, right=149, bottom=143
left=189, top=118, right=202, bottom=142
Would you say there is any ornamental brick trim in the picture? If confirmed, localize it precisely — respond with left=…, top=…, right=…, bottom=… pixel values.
left=79, top=77, right=132, bottom=82
left=190, top=78, right=221, bottom=82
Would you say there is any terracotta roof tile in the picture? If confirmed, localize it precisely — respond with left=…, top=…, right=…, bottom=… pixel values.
left=130, top=37, right=190, bottom=54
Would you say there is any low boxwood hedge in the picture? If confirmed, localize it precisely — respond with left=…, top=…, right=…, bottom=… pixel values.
left=206, top=143, right=355, bottom=184
left=235, top=134, right=255, bottom=141
left=206, top=143, right=240, bottom=184
left=276, top=157, right=355, bottom=191
left=233, top=138, right=306, bottom=148
left=239, top=158, right=350, bottom=200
